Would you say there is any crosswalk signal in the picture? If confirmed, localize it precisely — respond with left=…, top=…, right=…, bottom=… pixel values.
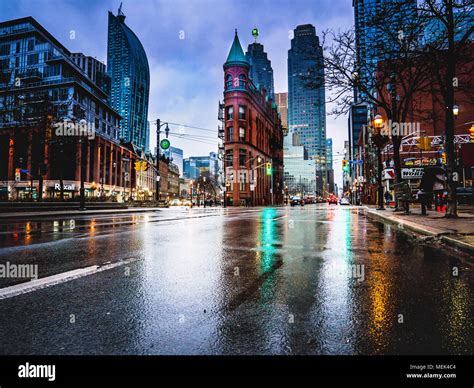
left=265, top=162, right=272, bottom=176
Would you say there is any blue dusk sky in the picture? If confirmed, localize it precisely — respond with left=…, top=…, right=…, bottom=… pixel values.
left=0, top=0, right=354, bottom=187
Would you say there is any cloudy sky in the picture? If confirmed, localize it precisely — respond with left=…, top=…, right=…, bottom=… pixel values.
left=0, top=0, right=354, bottom=187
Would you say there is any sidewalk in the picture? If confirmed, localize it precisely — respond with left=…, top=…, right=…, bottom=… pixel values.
left=364, top=204, right=474, bottom=255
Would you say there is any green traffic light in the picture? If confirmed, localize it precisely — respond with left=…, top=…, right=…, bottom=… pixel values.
left=160, top=139, right=170, bottom=150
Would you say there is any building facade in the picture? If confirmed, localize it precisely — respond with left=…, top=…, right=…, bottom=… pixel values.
left=275, top=92, right=288, bottom=131
left=283, top=136, right=316, bottom=197
left=0, top=16, right=142, bottom=201
left=245, top=41, right=274, bottom=100
left=353, top=0, right=417, bottom=102
left=326, top=138, right=334, bottom=193
left=288, top=24, right=326, bottom=193
left=107, top=6, right=150, bottom=151
left=163, top=146, right=184, bottom=177
left=222, top=31, right=284, bottom=206
left=183, top=152, right=219, bottom=181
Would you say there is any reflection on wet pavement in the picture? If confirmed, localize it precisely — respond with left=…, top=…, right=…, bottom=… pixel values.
left=0, top=206, right=472, bottom=355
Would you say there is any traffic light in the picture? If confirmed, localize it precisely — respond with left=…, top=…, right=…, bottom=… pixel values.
left=15, top=168, right=21, bottom=182
left=265, top=162, right=272, bottom=176
left=441, top=152, right=446, bottom=164
left=142, top=161, right=149, bottom=171
left=342, top=159, right=349, bottom=173
left=470, top=125, right=474, bottom=143
left=134, top=161, right=142, bottom=171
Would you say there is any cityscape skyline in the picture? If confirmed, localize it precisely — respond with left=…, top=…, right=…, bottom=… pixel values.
left=0, top=0, right=353, bottom=187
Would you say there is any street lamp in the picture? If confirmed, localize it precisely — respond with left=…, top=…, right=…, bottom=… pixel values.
left=374, top=114, right=383, bottom=128
left=453, top=105, right=459, bottom=117
left=373, top=114, right=386, bottom=211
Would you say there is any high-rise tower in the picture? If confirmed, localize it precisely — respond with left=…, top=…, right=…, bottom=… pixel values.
left=107, top=5, right=150, bottom=150
left=288, top=24, right=326, bottom=193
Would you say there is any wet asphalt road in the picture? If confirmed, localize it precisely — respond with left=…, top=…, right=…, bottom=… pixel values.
left=0, top=205, right=473, bottom=355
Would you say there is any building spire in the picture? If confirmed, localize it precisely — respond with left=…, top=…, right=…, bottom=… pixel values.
left=117, top=2, right=126, bottom=22
left=224, top=29, right=249, bottom=69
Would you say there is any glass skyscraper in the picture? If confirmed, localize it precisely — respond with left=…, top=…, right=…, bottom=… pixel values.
left=246, top=42, right=274, bottom=100
left=107, top=7, right=150, bottom=151
left=288, top=24, right=326, bottom=189
left=353, top=0, right=418, bottom=102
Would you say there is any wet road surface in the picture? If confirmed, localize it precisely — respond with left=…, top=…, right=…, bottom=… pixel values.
left=0, top=205, right=472, bottom=355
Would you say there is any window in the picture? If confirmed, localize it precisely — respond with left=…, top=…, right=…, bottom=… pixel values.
left=238, top=105, right=246, bottom=120
left=239, top=171, right=246, bottom=191
left=226, top=106, right=233, bottom=120
left=239, top=127, right=245, bottom=141
left=226, top=126, right=233, bottom=142
left=0, top=58, right=9, bottom=69
left=0, top=44, right=10, bottom=56
left=27, top=40, right=34, bottom=51
left=239, top=74, right=246, bottom=88
left=225, top=74, right=232, bottom=89
left=26, top=53, right=39, bottom=66
left=226, top=150, right=233, bottom=167
left=239, top=149, right=246, bottom=166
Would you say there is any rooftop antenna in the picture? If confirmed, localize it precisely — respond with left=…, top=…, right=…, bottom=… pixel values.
left=118, top=2, right=124, bottom=16
left=252, top=27, right=259, bottom=43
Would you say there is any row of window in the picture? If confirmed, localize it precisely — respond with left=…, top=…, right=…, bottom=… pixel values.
left=225, top=74, right=246, bottom=90
left=225, top=105, right=246, bottom=120
left=0, top=39, right=40, bottom=56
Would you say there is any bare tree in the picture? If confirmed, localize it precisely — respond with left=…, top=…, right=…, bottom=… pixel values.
left=416, top=0, right=474, bottom=217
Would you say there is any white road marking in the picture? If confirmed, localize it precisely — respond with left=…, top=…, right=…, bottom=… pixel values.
left=0, top=257, right=138, bottom=300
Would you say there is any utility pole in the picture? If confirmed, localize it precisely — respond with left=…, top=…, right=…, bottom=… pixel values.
left=155, top=119, right=170, bottom=203
left=79, top=137, right=87, bottom=210
left=156, top=119, right=160, bottom=202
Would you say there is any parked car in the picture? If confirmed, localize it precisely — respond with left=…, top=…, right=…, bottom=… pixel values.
left=340, top=197, right=351, bottom=205
left=327, top=195, right=338, bottom=205
left=290, top=196, right=302, bottom=206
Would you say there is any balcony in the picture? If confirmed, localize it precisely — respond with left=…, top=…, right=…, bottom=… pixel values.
left=18, top=69, right=42, bottom=82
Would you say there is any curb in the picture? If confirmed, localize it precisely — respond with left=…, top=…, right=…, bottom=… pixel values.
left=0, top=208, right=164, bottom=219
left=363, top=206, right=474, bottom=255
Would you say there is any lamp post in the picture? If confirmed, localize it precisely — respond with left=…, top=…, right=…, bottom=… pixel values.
left=373, top=114, right=386, bottom=210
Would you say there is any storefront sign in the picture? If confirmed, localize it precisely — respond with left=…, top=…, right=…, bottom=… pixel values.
left=401, top=168, right=424, bottom=179
left=54, top=183, right=76, bottom=191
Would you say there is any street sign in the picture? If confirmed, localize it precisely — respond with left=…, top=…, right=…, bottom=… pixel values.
left=122, top=157, right=130, bottom=162
left=383, top=169, right=395, bottom=180
left=250, top=184, right=255, bottom=191
left=401, top=168, right=424, bottom=180
left=160, top=139, right=171, bottom=150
